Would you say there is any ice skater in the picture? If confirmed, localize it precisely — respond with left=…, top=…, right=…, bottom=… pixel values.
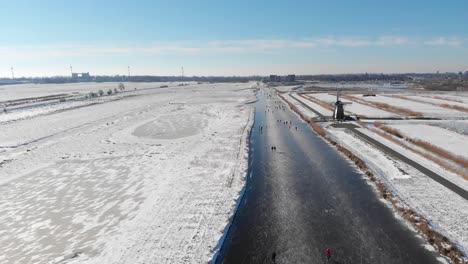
left=325, top=248, right=331, bottom=262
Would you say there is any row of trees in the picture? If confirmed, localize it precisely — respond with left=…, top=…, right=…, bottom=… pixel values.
left=88, top=83, right=126, bottom=98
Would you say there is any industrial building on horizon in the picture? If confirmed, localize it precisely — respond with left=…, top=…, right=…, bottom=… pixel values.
left=269, top=74, right=296, bottom=83
left=71, top=72, right=91, bottom=79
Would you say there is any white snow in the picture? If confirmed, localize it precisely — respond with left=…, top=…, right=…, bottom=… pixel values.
left=0, top=96, right=120, bottom=124
left=291, top=93, right=333, bottom=116
left=360, top=95, right=466, bottom=117
left=0, top=82, right=188, bottom=102
left=328, top=128, right=468, bottom=255
left=274, top=85, right=299, bottom=93
left=0, top=82, right=255, bottom=263
left=280, top=93, right=317, bottom=120
left=308, top=93, right=399, bottom=118
left=431, top=120, right=468, bottom=135
left=386, top=124, right=468, bottom=159
left=356, top=128, right=468, bottom=192
left=426, top=94, right=468, bottom=105
left=405, top=95, right=468, bottom=109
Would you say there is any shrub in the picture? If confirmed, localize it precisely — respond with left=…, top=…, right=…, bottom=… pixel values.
left=375, top=124, right=404, bottom=138
left=439, top=104, right=468, bottom=113
left=118, top=83, right=125, bottom=91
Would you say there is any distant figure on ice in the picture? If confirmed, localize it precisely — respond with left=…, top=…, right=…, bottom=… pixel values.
left=272, top=252, right=277, bottom=263
left=325, top=248, right=331, bottom=262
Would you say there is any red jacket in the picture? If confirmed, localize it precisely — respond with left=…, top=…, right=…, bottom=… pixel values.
left=325, top=249, right=331, bottom=256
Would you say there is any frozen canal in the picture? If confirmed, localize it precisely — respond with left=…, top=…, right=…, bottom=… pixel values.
left=217, top=90, right=441, bottom=264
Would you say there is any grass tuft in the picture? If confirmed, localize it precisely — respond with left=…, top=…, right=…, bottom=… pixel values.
left=309, top=121, right=326, bottom=137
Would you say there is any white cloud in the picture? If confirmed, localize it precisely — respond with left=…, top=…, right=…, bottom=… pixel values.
left=424, top=37, right=463, bottom=47
left=376, top=36, right=411, bottom=46
left=0, top=36, right=464, bottom=62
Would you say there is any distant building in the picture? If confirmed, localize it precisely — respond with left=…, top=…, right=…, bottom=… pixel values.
left=285, top=74, right=296, bottom=82
left=268, top=74, right=296, bottom=83
left=71, top=72, right=91, bottom=80
left=269, top=75, right=281, bottom=82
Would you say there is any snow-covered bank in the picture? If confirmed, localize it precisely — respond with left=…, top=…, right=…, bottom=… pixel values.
left=294, top=94, right=333, bottom=116
left=327, top=128, right=468, bottom=256
left=0, top=83, right=256, bottom=263
left=281, top=93, right=317, bottom=120
left=384, top=124, right=468, bottom=159
left=355, top=127, right=468, bottom=191
left=360, top=95, right=466, bottom=118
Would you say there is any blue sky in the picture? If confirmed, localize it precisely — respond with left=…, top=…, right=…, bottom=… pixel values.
left=1, top=0, right=467, bottom=77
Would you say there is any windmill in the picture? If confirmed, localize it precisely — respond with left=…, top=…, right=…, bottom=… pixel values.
left=332, top=89, right=351, bottom=121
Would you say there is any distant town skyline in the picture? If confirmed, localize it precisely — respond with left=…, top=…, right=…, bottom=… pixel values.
left=1, top=0, right=467, bottom=77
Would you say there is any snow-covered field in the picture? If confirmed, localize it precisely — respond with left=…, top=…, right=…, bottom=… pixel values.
left=0, top=82, right=188, bottom=102
left=425, top=94, right=468, bottom=105
left=0, top=82, right=255, bottom=263
left=431, top=120, right=468, bottom=135
left=294, top=94, right=333, bottom=116
left=327, top=128, right=468, bottom=255
left=274, top=85, right=298, bottom=93
left=356, top=127, right=468, bottom=191
left=307, top=93, right=399, bottom=118
left=386, top=124, right=468, bottom=159
left=360, top=95, right=466, bottom=118
left=405, top=95, right=468, bottom=109
left=281, top=93, right=317, bottom=120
